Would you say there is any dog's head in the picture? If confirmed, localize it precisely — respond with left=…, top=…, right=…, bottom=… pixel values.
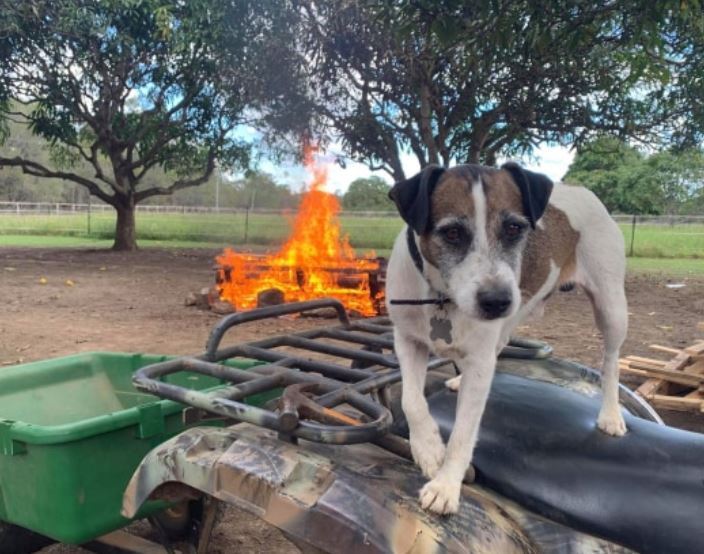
left=389, top=163, right=553, bottom=320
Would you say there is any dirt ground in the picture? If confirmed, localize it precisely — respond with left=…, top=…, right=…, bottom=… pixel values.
left=1, top=247, right=703, bottom=552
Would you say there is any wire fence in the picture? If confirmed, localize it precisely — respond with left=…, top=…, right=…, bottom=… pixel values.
left=0, top=201, right=702, bottom=257
left=0, top=201, right=404, bottom=249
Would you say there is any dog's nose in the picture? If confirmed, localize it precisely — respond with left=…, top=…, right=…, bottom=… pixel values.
left=477, top=288, right=512, bottom=319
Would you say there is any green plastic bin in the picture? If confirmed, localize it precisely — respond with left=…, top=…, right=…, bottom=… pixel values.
left=0, top=352, right=262, bottom=544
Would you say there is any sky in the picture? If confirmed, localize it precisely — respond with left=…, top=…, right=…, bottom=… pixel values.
left=257, top=142, right=575, bottom=194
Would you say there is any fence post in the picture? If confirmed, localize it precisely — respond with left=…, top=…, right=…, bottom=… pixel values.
left=87, top=195, right=91, bottom=237
left=629, top=214, right=636, bottom=257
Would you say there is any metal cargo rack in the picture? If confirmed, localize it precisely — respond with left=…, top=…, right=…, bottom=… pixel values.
left=133, top=298, right=552, bottom=462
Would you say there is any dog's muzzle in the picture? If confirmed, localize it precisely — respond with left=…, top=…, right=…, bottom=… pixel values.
left=477, top=287, right=512, bottom=320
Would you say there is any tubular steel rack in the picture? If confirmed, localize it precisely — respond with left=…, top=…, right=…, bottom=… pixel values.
left=133, top=299, right=551, bottom=450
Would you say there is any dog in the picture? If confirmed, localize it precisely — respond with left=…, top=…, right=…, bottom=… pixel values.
left=386, top=162, right=628, bottom=515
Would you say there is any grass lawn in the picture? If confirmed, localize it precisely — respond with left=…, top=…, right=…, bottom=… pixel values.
left=0, top=234, right=231, bottom=250
left=0, top=212, right=405, bottom=250
left=1, top=234, right=702, bottom=275
left=625, top=257, right=704, bottom=275
left=0, top=211, right=701, bottom=271
left=618, top=223, right=703, bottom=259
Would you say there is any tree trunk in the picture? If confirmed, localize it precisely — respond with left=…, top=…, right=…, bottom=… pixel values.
left=419, top=83, right=439, bottom=166
left=112, top=201, right=138, bottom=251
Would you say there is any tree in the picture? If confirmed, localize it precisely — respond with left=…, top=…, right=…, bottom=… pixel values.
left=644, top=150, right=704, bottom=215
left=0, top=0, right=306, bottom=249
left=564, top=136, right=704, bottom=214
left=300, top=1, right=702, bottom=180
left=231, top=172, right=299, bottom=210
left=0, top=108, right=95, bottom=202
left=656, top=9, right=704, bottom=150
left=563, top=137, right=648, bottom=212
left=342, top=176, right=393, bottom=211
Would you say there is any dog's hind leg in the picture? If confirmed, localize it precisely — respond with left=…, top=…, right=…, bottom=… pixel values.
left=583, top=281, right=628, bottom=436
left=395, top=331, right=446, bottom=479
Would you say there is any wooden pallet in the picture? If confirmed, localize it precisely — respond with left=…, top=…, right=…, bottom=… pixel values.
left=620, top=338, right=704, bottom=414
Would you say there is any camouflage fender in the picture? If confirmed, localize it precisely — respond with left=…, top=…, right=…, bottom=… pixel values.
left=123, top=424, right=632, bottom=554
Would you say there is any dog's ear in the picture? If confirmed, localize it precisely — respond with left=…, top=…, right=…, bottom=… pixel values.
left=501, top=162, right=553, bottom=228
left=388, top=165, right=446, bottom=234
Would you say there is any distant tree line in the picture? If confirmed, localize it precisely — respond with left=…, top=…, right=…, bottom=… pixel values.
left=0, top=113, right=389, bottom=211
left=341, top=177, right=393, bottom=211
left=2, top=1, right=703, bottom=248
left=564, top=137, right=704, bottom=215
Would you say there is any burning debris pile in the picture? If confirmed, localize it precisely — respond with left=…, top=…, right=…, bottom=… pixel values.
left=213, top=144, right=385, bottom=317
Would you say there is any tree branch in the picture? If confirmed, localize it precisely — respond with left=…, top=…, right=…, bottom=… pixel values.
left=134, top=150, right=217, bottom=203
left=0, top=156, right=116, bottom=204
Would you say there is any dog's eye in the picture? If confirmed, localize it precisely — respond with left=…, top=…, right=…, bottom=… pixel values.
left=441, top=226, right=465, bottom=245
left=503, top=221, right=525, bottom=241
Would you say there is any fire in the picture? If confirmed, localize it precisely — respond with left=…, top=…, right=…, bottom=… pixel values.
left=216, top=143, right=382, bottom=316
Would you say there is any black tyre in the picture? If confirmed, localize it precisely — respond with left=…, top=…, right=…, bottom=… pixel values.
left=150, top=500, right=198, bottom=541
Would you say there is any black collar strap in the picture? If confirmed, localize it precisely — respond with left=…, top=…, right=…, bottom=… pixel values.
left=406, top=225, right=424, bottom=274
left=389, top=227, right=451, bottom=307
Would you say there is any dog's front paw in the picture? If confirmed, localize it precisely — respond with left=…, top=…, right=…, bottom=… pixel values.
left=419, top=475, right=461, bottom=515
left=410, top=428, right=445, bottom=479
left=444, top=375, right=461, bottom=391
left=597, top=409, right=627, bottom=436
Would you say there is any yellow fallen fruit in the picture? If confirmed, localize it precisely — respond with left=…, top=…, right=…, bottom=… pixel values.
left=65, top=279, right=75, bottom=287
left=39, top=277, right=48, bottom=285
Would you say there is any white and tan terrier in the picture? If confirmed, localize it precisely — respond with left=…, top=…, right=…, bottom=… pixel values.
left=386, top=163, right=627, bottom=514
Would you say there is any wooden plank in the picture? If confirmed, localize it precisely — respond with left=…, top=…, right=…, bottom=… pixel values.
left=85, top=530, right=181, bottom=554
left=684, top=360, right=704, bottom=375
left=657, top=352, right=692, bottom=397
left=684, top=341, right=704, bottom=356
left=625, top=355, right=667, bottom=367
left=650, top=395, right=704, bottom=413
left=648, top=344, right=682, bottom=355
left=637, top=378, right=666, bottom=399
left=631, top=352, right=692, bottom=402
left=663, top=352, right=692, bottom=371
left=622, top=359, right=668, bottom=372
left=620, top=365, right=703, bottom=388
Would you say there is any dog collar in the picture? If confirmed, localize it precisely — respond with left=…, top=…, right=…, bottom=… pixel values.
left=389, top=227, right=451, bottom=307
left=406, top=225, right=425, bottom=274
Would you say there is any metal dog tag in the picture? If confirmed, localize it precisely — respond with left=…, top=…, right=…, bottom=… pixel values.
left=430, top=315, right=453, bottom=344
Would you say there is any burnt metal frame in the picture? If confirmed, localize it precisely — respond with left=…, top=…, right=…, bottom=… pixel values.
left=133, top=299, right=552, bottom=445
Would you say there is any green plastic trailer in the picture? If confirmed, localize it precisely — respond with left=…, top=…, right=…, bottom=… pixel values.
left=0, top=352, right=262, bottom=545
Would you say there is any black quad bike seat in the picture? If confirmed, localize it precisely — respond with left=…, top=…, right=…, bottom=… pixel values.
left=422, top=373, right=704, bottom=554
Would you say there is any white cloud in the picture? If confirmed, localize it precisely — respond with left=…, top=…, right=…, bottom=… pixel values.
left=251, top=141, right=575, bottom=193
left=514, top=143, right=575, bottom=182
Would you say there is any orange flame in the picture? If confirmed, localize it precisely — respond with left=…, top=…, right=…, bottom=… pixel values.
left=216, top=143, right=382, bottom=316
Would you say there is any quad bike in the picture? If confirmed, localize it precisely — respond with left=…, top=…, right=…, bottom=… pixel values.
left=1, top=299, right=702, bottom=553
